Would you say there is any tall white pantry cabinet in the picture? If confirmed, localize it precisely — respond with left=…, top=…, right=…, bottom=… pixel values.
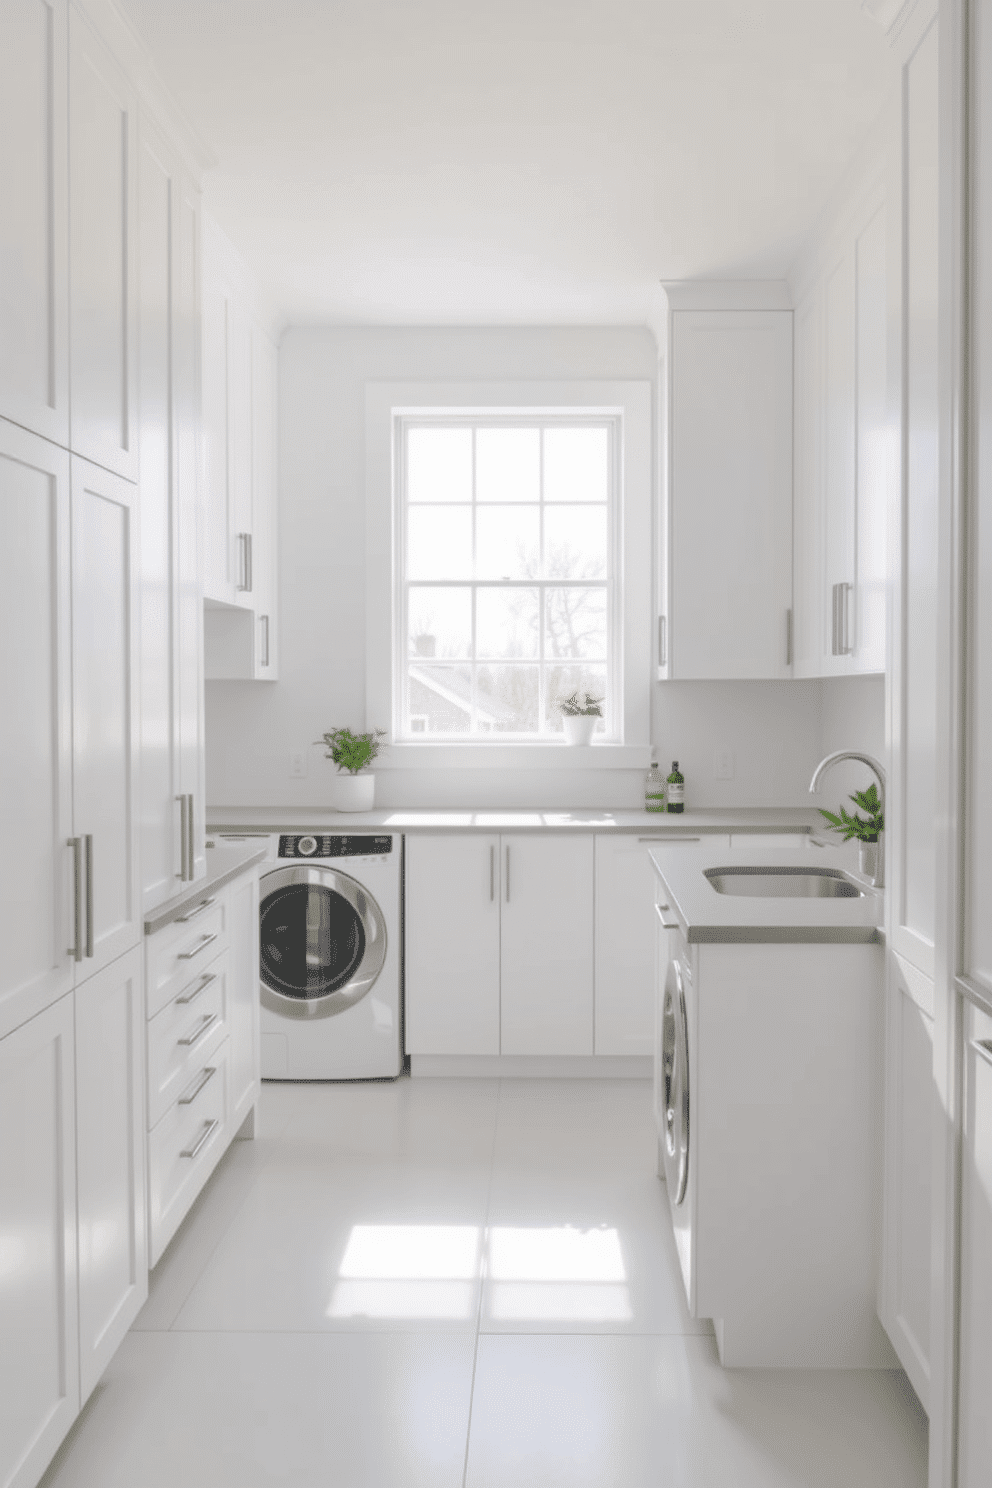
left=0, top=3, right=215, bottom=1486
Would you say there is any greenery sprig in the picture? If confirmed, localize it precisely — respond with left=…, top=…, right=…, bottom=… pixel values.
left=315, top=727, right=386, bottom=775
left=819, top=783, right=884, bottom=843
left=558, top=691, right=604, bottom=718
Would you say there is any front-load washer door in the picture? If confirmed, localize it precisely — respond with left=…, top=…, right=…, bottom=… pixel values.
left=661, top=957, right=690, bottom=1205
left=260, top=865, right=387, bottom=1019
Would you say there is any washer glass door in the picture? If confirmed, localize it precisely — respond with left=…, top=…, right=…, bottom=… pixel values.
left=661, top=958, right=690, bottom=1204
left=260, top=865, right=387, bottom=1018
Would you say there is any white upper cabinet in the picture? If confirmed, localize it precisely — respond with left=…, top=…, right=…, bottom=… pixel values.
left=251, top=327, right=279, bottom=679
left=660, top=296, right=794, bottom=680
left=0, top=420, right=74, bottom=1041
left=68, top=7, right=138, bottom=481
left=791, top=174, right=889, bottom=679
left=0, top=0, right=70, bottom=446
left=137, top=114, right=206, bottom=912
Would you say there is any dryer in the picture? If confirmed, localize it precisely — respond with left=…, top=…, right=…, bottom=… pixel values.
left=254, top=832, right=403, bottom=1080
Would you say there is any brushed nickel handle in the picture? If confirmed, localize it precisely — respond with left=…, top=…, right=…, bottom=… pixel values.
left=490, top=844, right=495, bottom=902
left=176, top=971, right=217, bottom=1005
left=237, top=532, right=250, bottom=591
left=786, top=607, right=793, bottom=667
left=260, top=614, right=269, bottom=667
left=180, top=1118, right=219, bottom=1160
left=505, top=845, right=510, bottom=903
left=84, top=834, right=94, bottom=958
left=177, top=931, right=218, bottom=961
left=638, top=836, right=701, bottom=844
left=68, top=837, right=83, bottom=962
left=178, top=1012, right=218, bottom=1047
left=658, top=615, right=667, bottom=667
left=246, top=533, right=253, bottom=593
left=178, top=1064, right=217, bottom=1105
left=178, top=794, right=188, bottom=880
left=186, top=795, right=195, bottom=881
left=655, top=902, right=679, bottom=932
left=176, top=896, right=216, bottom=924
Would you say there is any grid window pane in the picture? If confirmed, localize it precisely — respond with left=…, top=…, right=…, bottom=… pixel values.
left=476, top=505, right=540, bottom=580
left=407, top=428, right=472, bottom=503
left=408, top=663, right=473, bottom=734
left=408, top=506, right=472, bottom=580
left=408, top=586, right=472, bottom=660
left=544, top=505, right=607, bottom=580
left=477, top=587, right=539, bottom=659
left=544, top=427, right=608, bottom=503
left=476, top=428, right=540, bottom=503
left=545, top=588, right=608, bottom=660
left=546, top=664, right=607, bottom=733
left=477, top=665, right=539, bottom=733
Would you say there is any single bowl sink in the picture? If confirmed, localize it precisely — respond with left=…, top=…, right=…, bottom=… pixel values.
left=704, top=866, right=865, bottom=899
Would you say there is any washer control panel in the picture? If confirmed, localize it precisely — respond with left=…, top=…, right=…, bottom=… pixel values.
left=279, top=834, right=393, bottom=859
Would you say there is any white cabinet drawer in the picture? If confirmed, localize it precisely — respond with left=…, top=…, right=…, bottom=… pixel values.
left=146, top=951, right=229, bottom=1130
left=146, top=895, right=229, bottom=1020
left=148, top=1038, right=229, bottom=1267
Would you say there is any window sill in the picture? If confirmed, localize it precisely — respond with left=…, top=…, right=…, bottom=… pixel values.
left=378, top=743, right=651, bottom=771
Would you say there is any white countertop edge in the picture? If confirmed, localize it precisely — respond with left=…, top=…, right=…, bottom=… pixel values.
left=206, top=806, right=824, bottom=835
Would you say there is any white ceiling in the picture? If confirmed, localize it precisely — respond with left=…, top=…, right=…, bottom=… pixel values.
left=116, top=0, right=897, bottom=327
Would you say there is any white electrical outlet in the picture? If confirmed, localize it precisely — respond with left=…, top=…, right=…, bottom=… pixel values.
left=289, top=749, right=308, bottom=779
left=714, top=747, right=735, bottom=780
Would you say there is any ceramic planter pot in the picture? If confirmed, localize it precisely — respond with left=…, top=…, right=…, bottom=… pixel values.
left=562, top=713, right=597, bottom=746
left=858, top=837, right=879, bottom=882
left=334, top=772, right=375, bottom=812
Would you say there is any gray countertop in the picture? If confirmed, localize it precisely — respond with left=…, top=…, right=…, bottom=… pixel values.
left=206, top=806, right=823, bottom=835
left=647, top=838, right=884, bottom=944
left=144, top=841, right=268, bottom=936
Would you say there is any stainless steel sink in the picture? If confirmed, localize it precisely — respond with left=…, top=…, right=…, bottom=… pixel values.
left=704, top=866, right=865, bottom=899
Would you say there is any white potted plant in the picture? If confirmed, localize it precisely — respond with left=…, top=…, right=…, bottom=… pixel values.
left=557, top=691, right=603, bottom=746
left=816, top=783, right=885, bottom=886
left=316, top=727, right=385, bottom=812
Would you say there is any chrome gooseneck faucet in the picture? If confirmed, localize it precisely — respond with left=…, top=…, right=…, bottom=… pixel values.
left=808, top=751, right=886, bottom=889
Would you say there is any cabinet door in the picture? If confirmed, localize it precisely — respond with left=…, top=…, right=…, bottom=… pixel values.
left=822, top=245, right=857, bottom=674
left=958, top=1002, right=992, bottom=1488
left=0, top=420, right=74, bottom=1041
left=854, top=203, right=888, bottom=674
left=668, top=310, right=793, bottom=680
left=201, top=244, right=235, bottom=603
left=228, top=873, right=260, bottom=1131
left=68, top=8, right=138, bottom=480
left=75, top=945, right=146, bottom=1404
left=501, top=834, right=594, bottom=1056
left=792, top=286, right=823, bottom=679
left=878, top=953, right=933, bottom=1408
left=0, top=993, right=79, bottom=1488
left=175, top=173, right=207, bottom=880
left=228, top=298, right=254, bottom=608
left=404, top=835, right=500, bottom=1056
left=0, top=0, right=69, bottom=445
left=251, top=327, right=278, bottom=679
left=71, top=456, right=141, bottom=977
left=594, top=836, right=656, bottom=1056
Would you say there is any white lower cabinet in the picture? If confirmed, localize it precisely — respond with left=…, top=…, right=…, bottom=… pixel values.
left=75, top=946, right=147, bottom=1404
left=878, top=952, right=934, bottom=1409
left=145, top=868, right=260, bottom=1268
left=594, top=835, right=658, bottom=1056
left=405, top=834, right=593, bottom=1057
left=956, top=999, right=992, bottom=1487
left=0, top=994, right=79, bottom=1488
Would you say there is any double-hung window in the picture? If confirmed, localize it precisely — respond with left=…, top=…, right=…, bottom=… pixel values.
left=395, top=414, right=621, bottom=741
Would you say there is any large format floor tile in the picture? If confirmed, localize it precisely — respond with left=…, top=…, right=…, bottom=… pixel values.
left=41, top=1330, right=476, bottom=1488
left=464, top=1333, right=929, bottom=1488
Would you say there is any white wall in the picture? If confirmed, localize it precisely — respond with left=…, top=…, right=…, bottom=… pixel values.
left=205, top=324, right=870, bottom=812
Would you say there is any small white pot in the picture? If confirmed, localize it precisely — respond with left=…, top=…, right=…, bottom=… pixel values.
left=858, top=838, right=880, bottom=884
left=562, top=713, right=597, bottom=746
left=334, top=772, right=375, bottom=812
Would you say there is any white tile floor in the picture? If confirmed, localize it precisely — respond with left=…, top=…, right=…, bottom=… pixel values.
left=41, top=1077, right=928, bottom=1488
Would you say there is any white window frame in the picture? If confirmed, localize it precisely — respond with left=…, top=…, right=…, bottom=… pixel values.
left=395, top=411, right=623, bottom=743
left=366, top=380, right=652, bottom=770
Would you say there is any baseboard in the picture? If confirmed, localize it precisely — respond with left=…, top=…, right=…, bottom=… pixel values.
left=409, top=1054, right=653, bottom=1079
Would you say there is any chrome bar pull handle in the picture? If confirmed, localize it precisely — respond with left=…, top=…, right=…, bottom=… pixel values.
left=260, top=614, right=269, bottom=667
left=180, top=1118, right=219, bottom=1160
left=178, top=794, right=188, bottom=879
left=237, top=532, right=249, bottom=591
left=68, top=837, right=83, bottom=962
left=246, top=533, right=253, bottom=593
left=186, top=795, right=195, bottom=881
left=786, top=607, right=793, bottom=667
left=178, top=1064, right=217, bottom=1105
left=490, top=844, right=495, bottom=902
left=658, top=615, right=667, bottom=667
left=84, top=834, right=94, bottom=958
left=655, top=902, right=679, bottom=932
left=178, top=1012, right=218, bottom=1047
left=176, top=896, right=215, bottom=925
left=505, top=846, right=510, bottom=903
left=176, top=971, right=217, bottom=1005
left=177, top=931, right=218, bottom=961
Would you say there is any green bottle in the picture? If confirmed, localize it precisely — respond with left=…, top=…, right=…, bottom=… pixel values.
left=666, top=760, right=685, bottom=813
left=645, top=758, right=666, bottom=812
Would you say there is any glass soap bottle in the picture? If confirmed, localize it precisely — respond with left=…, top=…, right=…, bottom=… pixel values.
left=666, top=761, right=685, bottom=814
left=645, top=758, right=666, bottom=812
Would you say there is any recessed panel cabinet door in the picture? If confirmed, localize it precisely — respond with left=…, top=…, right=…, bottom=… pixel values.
left=501, top=834, right=594, bottom=1056
left=0, top=420, right=74, bottom=1041
left=75, top=945, right=146, bottom=1404
left=0, top=0, right=69, bottom=445
left=594, top=835, right=656, bottom=1055
left=405, top=835, right=500, bottom=1056
left=0, top=993, right=79, bottom=1488
left=71, top=456, right=141, bottom=978
left=228, top=873, right=261, bottom=1130
left=69, top=8, right=138, bottom=480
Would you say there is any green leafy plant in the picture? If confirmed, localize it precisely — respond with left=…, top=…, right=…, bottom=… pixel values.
left=558, top=691, right=604, bottom=718
left=818, top=784, right=884, bottom=843
left=315, top=727, right=386, bottom=775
